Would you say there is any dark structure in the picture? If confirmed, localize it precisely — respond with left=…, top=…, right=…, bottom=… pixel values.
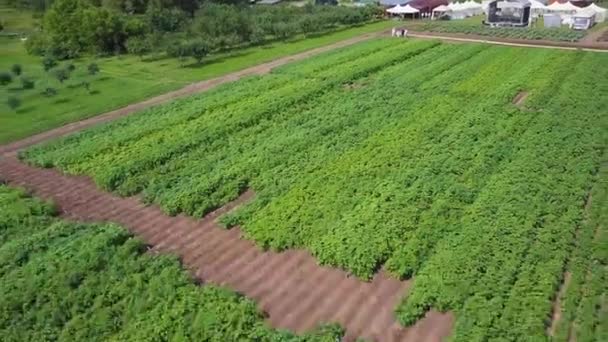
left=486, top=0, right=531, bottom=27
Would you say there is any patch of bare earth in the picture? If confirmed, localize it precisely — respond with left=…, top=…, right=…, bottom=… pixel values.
left=548, top=271, right=572, bottom=337
left=0, top=156, right=454, bottom=342
left=512, top=91, right=529, bottom=107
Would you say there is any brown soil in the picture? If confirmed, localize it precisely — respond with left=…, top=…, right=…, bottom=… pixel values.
left=407, top=31, right=608, bottom=52
left=0, top=32, right=384, bottom=157
left=0, top=156, right=454, bottom=341
left=548, top=271, right=572, bottom=337
left=512, top=91, right=529, bottom=107
left=581, top=26, right=608, bottom=44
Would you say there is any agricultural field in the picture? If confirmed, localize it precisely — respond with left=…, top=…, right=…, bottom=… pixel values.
left=0, top=17, right=394, bottom=144
left=21, top=38, right=608, bottom=340
left=0, top=185, right=342, bottom=341
left=408, top=18, right=587, bottom=42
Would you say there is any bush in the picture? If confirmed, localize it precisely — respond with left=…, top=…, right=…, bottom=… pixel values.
left=42, top=56, right=58, bottom=72
left=54, top=68, right=70, bottom=83
left=81, top=80, right=91, bottom=93
left=21, top=76, right=35, bottom=89
left=66, top=63, right=76, bottom=72
left=43, top=87, right=58, bottom=97
left=88, top=62, right=100, bottom=75
left=7, top=96, right=21, bottom=111
left=0, top=72, right=12, bottom=85
left=11, top=64, right=22, bottom=76
left=126, top=36, right=151, bottom=59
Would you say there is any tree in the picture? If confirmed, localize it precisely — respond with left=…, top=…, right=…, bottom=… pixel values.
left=167, top=41, right=191, bottom=66
left=88, top=63, right=100, bottom=75
left=54, top=68, right=70, bottom=83
left=81, top=80, right=92, bottom=93
left=0, top=72, right=12, bottom=86
left=188, top=39, right=210, bottom=64
left=42, top=56, right=58, bottom=72
left=7, top=96, right=21, bottom=112
left=21, top=77, right=35, bottom=90
left=67, top=63, right=76, bottom=72
left=126, top=36, right=151, bottom=59
left=44, top=87, right=58, bottom=97
left=11, top=64, right=22, bottom=76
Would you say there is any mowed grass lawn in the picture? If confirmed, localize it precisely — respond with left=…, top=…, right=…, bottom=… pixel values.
left=0, top=20, right=394, bottom=144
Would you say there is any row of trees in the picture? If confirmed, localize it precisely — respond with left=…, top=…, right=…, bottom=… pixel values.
left=25, top=0, right=382, bottom=60
left=2, top=59, right=101, bottom=112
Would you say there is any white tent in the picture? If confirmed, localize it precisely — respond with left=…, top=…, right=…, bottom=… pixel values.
left=432, top=4, right=452, bottom=19
left=449, top=2, right=469, bottom=19
left=387, top=4, right=420, bottom=14
left=546, top=1, right=579, bottom=14
left=583, top=3, right=607, bottom=22
left=481, top=0, right=492, bottom=14
left=529, top=0, right=546, bottom=16
left=464, top=0, right=484, bottom=15
left=401, top=4, right=421, bottom=13
left=571, top=7, right=595, bottom=29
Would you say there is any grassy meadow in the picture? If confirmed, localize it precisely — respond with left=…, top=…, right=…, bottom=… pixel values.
left=0, top=13, right=393, bottom=144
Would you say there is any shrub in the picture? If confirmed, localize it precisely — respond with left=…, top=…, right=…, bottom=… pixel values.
left=7, top=96, right=21, bottom=111
left=11, top=64, right=22, bottom=76
left=42, top=56, right=58, bottom=72
left=21, top=76, right=35, bottom=89
left=87, top=63, right=100, bottom=75
left=43, top=87, right=58, bottom=97
left=54, top=68, right=70, bottom=83
left=0, top=72, right=12, bottom=85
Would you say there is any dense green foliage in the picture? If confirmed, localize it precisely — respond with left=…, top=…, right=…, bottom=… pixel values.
left=412, top=21, right=587, bottom=42
left=25, top=0, right=381, bottom=59
left=0, top=20, right=394, bottom=144
left=552, top=162, right=608, bottom=342
left=22, top=40, right=608, bottom=340
left=0, top=185, right=343, bottom=341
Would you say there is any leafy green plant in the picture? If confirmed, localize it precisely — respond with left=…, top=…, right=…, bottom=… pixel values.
left=20, top=76, right=35, bottom=89
left=0, top=185, right=345, bottom=341
left=42, top=56, right=57, bottom=72
left=0, top=72, right=12, bottom=85
left=11, top=64, right=22, bottom=76
left=87, top=62, right=100, bottom=75
left=7, top=96, right=21, bottom=111
left=20, top=40, right=608, bottom=341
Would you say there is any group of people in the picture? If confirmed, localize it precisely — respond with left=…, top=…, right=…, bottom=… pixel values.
left=391, top=27, right=409, bottom=37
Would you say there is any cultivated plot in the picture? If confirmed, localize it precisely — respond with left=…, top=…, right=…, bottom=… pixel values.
left=22, top=39, right=608, bottom=340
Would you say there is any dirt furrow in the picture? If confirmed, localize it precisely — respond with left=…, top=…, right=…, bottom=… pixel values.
left=0, top=156, right=453, bottom=341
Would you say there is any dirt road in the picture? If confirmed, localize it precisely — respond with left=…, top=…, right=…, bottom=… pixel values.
left=0, top=156, right=454, bottom=341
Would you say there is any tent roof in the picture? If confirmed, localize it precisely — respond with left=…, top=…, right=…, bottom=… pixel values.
left=546, top=1, right=579, bottom=11
left=433, top=4, right=451, bottom=10
left=380, top=0, right=411, bottom=6
left=574, top=8, right=595, bottom=17
left=387, top=3, right=420, bottom=12
left=585, top=3, right=607, bottom=12
left=402, top=4, right=421, bottom=12
left=529, top=0, right=546, bottom=8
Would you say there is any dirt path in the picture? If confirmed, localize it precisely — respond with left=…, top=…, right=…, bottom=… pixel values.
left=0, top=31, right=384, bottom=156
left=0, top=156, right=453, bottom=341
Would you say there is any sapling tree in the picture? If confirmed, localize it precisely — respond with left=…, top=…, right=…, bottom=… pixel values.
left=7, top=96, right=21, bottom=111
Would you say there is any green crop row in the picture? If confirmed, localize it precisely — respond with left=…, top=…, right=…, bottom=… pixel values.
left=414, top=22, right=587, bottom=42
left=0, top=185, right=342, bottom=341
left=20, top=39, right=608, bottom=341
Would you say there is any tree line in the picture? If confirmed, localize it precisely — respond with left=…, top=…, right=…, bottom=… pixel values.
left=23, top=0, right=382, bottom=61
